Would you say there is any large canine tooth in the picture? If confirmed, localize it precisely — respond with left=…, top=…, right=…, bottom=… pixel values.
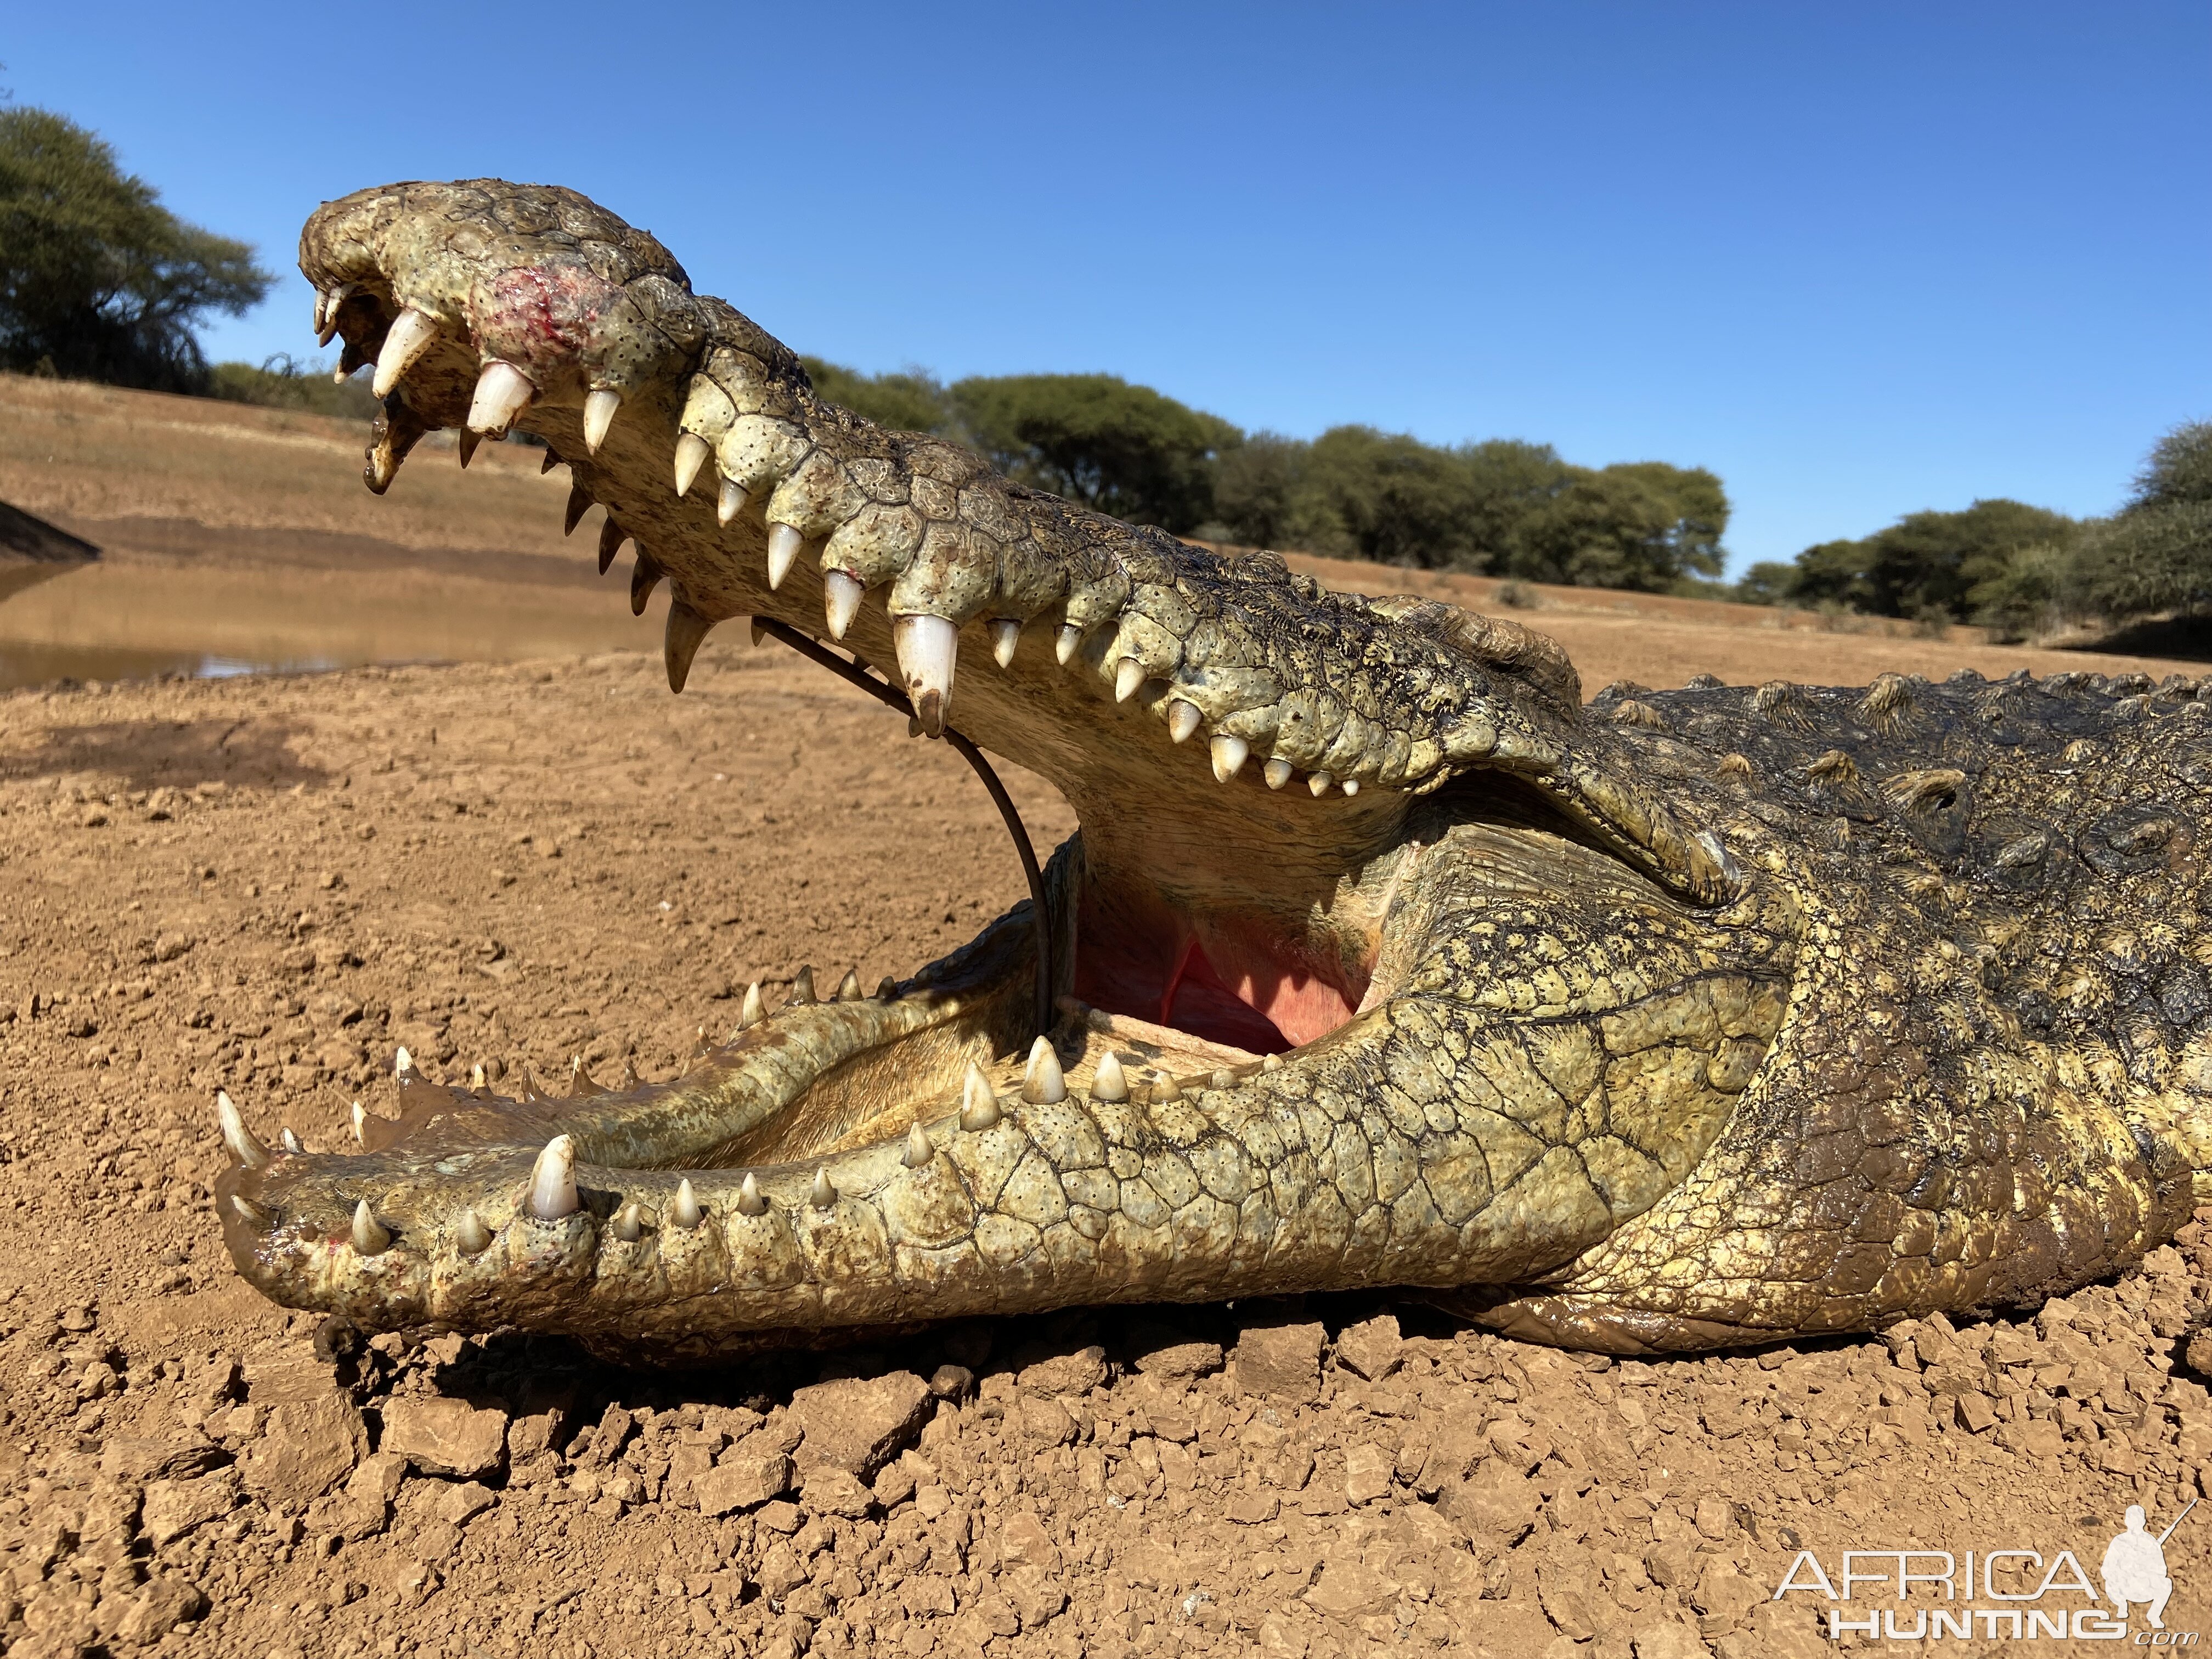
left=824, top=571, right=864, bottom=640
left=1308, top=770, right=1335, bottom=797
left=989, top=620, right=1020, bottom=668
left=597, top=517, right=627, bottom=575
left=527, top=1134, right=580, bottom=1221
left=454, top=1209, right=493, bottom=1255
left=612, top=1201, right=643, bottom=1242
left=630, top=552, right=663, bottom=616
left=456, top=430, right=481, bottom=470
left=1090, top=1051, right=1128, bottom=1102
left=1055, top=624, right=1083, bottom=665
left=1263, top=759, right=1294, bottom=791
left=1210, top=734, right=1250, bottom=782
left=279, top=1127, right=305, bottom=1154
left=470, top=1062, right=487, bottom=1090
left=673, top=433, right=711, bottom=497
left=717, top=478, right=748, bottom=526
left=894, top=614, right=957, bottom=737
left=352, top=1200, right=393, bottom=1256
left=671, top=1178, right=702, bottom=1229
left=1166, top=701, right=1203, bottom=744
left=216, top=1091, right=270, bottom=1171
left=836, top=968, right=864, bottom=1002
left=583, top=389, right=622, bottom=455
left=738, top=982, right=765, bottom=1029
left=466, top=362, right=535, bottom=435
left=665, top=600, right=713, bottom=693
left=766, top=523, right=804, bottom=589
left=959, top=1061, right=1002, bottom=1131
left=902, top=1122, right=933, bottom=1169
left=396, top=1046, right=414, bottom=1076
left=789, top=966, right=816, bottom=1006
left=1114, top=658, right=1146, bottom=703
left=736, top=1172, right=768, bottom=1217
left=371, top=308, right=439, bottom=399
left=810, top=1167, right=837, bottom=1209
left=1021, top=1036, right=1066, bottom=1105
left=564, top=482, right=593, bottom=536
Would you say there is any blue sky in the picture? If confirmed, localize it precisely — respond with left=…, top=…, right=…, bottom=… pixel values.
left=8, top=3, right=2205, bottom=572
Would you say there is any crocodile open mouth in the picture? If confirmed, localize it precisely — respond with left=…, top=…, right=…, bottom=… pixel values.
left=217, top=179, right=1793, bottom=1357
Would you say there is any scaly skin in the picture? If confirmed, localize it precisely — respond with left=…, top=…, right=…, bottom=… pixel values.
left=212, top=179, right=2212, bottom=1356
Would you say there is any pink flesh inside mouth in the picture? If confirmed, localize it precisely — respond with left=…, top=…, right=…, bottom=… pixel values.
left=1071, top=889, right=1367, bottom=1054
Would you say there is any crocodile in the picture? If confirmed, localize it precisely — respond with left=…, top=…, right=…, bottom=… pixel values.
left=213, top=178, right=2212, bottom=1357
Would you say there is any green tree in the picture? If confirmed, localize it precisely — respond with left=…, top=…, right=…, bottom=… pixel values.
left=0, top=107, right=272, bottom=392
left=211, top=353, right=379, bottom=419
left=1504, top=462, right=1730, bottom=591
left=2070, top=420, right=2212, bottom=624
left=1300, top=426, right=1485, bottom=568
left=1210, top=431, right=1312, bottom=549
left=947, top=373, right=1238, bottom=533
left=799, top=357, right=956, bottom=435
left=1781, top=498, right=2077, bottom=620
left=1732, top=560, right=1798, bottom=606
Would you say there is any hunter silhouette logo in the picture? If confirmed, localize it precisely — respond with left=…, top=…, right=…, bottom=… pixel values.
left=2104, top=1501, right=2192, bottom=1632
left=1772, top=1501, right=2199, bottom=1642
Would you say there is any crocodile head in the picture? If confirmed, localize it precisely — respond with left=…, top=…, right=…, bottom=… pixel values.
left=215, top=179, right=2211, bottom=1356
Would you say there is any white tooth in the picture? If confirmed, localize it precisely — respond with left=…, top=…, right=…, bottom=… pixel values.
left=1264, top=759, right=1294, bottom=791
left=612, top=1201, right=642, bottom=1242
left=1091, top=1051, right=1128, bottom=1103
left=1210, top=733, right=1250, bottom=782
left=466, top=361, right=535, bottom=435
left=902, top=1121, right=933, bottom=1169
left=1114, top=657, right=1146, bottom=703
left=1055, top=624, right=1083, bottom=665
left=989, top=620, right=1020, bottom=668
left=1153, top=1071, right=1182, bottom=1102
left=350, top=1100, right=368, bottom=1144
left=583, top=388, right=622, bottom=454
left=1342, top=777, right=1361, bottom=796
left=371, top=308, right=439, bottom=399
left=673, top=432, right=710, bottom=496
left=230, top=1193, right=272, bottom=1224
left=894, top=614, right=958, bottom=736
left=1166, top=701, right=1203, bottom=743
left=1262, top=1053, right=1282, bottom=1071
left=1022, top=1036, right=1067, bottom=1105
left=470, top=1062, right=487, bottom=1089
left=736, top=1172, right=767, bottom=1217
left=352, top=1200, right=392, bottom=1255
left=959, top=1061, right=1002, bottom=1131
left=767, top=523, right=804, bottom=589
left=1308, top=770, right=1334, bottom=797
left=527, top=1133, right=579, bottom=1221
left=280, top=1127, right=304, bottom=1154
left=672, top=1178, right=702, bottom=1229
left=738, top=982, right=765, bottom=1029
left=216, top=1091, right=270, bottom=1171
left=454, top=1208, right=493, bottom=1254
left=824, top=571, right=864, bottom=639
left=332, top=363, right=351, bottom=385
left=811, top=1167, right=837, bottom=1209
left=718, top=478, right=748, bottom=526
